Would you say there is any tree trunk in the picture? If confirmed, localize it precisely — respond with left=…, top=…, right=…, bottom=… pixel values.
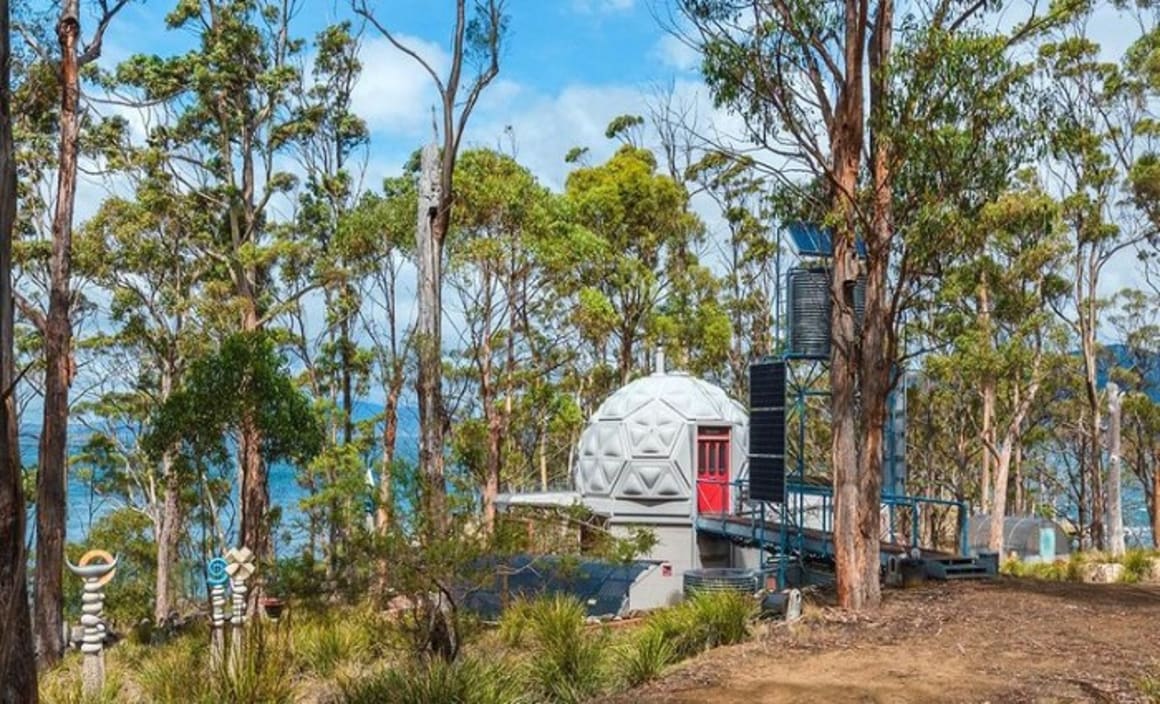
left=416, top=143, right=447, bottom=537
left=35, top=3, right=81, bottom=667
left=828, top=78, right=867, bottom=609
left=0, top=0, right=39, bottom=692
left=377, top=363, right=403, bottom=532
left=975, top=269, right=995, bottom=517
left=1152, top=447, right=1159, bottom=550
left=980, top=377, right=994, bottom=515
left=154, top=451, right=181, bottom=625
left=1106, top=383, right=1124, bottom=556
left=238, top=307, right=267, bottom=619
left=1013, top=440, right=1024, bottom=515
left=987, top=440, right=1013, bottom=553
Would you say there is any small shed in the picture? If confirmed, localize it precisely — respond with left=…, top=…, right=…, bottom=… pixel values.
left=968, top=515, right=1071, bottom=563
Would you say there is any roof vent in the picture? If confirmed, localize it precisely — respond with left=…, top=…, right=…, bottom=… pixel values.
left=654, top=347, right=665, bottom=376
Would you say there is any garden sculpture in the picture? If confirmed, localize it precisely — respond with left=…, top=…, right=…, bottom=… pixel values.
left=66, top=549, right=118, bottom=698
left=206, top=556, right=229, bottom=668
left=225, top=546, right=256, bottom=672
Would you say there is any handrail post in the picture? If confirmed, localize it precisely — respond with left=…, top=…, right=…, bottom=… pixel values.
left=958, top=501, right=969, bottom=556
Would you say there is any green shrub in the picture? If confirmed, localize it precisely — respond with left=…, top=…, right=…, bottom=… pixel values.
left=292, top=613, right=373, bottom=676
left=687, top=591, right=754, bottom=648
left=136, top=637, right=211, bottom=703
left=1139, top=664, right=1160, bottom=703
left=616, top=627, right=676, bottom=687
left=341, top=657, right=526, bottom=704
left=640, top=591, right=755, bottom=661
left=1120, top=549, right=1153, bottom=583
left=521, top=594, right=608, bottom=703
left=497, top=596, right=535, bottom=647
left=39, top=656, right=125, bottom=704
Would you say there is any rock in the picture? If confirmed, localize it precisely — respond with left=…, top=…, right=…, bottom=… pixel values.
left=1081, top=562, right=1124, bottom=584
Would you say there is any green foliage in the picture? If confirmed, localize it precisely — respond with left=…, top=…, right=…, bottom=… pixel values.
left=39, top=656, right=125, bottom=704
left=291, top=610, right=379, bottom=677
left=520, top=594, right=608, bottom=704
left=341, top=657, right=527, bottom=704
left=615, top=627, right=676, bottom=687
left=135, top=636, right=211, bottom=703
left=1120, top=549, right=1154, bottom=583
left=145, top=331, right=323, bottom=468
left=1140, top=663, right=1160, bottom=703
left=641, top=591, right=755, bottom=660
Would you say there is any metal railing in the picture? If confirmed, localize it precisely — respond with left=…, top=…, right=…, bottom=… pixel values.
left=697, top=476, right=970, bottom=560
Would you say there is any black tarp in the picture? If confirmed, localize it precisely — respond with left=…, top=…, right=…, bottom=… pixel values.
left=459, top=555, right=657, bottom=620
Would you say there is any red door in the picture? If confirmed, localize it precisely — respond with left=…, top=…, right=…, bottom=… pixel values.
left=696, top=428, right=730, bottom=515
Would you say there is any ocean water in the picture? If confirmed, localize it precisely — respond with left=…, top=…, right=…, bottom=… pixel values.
left=22, top=402, right=421, bottom=555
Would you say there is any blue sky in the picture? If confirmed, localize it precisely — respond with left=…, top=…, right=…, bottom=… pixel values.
left=60, top=0, right=1151, bottom=354
left=86, top=0, right=703, bottom=200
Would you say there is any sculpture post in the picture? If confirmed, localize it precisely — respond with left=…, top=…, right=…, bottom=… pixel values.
left=206, top=557, right=229, bottom=669
left=225, top=546, right=256, bottom=674
left=66, top=550, right=118, bottom=699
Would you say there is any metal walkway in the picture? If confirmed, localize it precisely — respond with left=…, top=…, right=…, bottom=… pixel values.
left=695, top=480, right=991, bottom=585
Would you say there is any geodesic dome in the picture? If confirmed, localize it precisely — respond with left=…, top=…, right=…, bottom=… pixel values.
left=967, top=515, right=1071, bottom=562
left=573, top=360, right=749, bottom=518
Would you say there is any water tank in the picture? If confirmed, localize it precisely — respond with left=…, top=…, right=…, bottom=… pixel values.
left=682, top=568, right=759, bottom=597
left=787, top=267, right=830, bottom=358
left=787, top=267, right=866, bottom=358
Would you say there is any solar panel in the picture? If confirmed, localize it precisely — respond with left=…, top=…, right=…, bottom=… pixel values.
left=748, top=361, right=787, bottom=503
left=786, top=221, right=867, bottom=259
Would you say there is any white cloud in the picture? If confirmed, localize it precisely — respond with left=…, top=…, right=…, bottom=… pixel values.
left=352, top=34, right=450, bottom=137
left=652, top=34, right=699, bottom=72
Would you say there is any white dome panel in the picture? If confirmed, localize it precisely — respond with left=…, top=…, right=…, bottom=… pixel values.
left=613, top=459, right=689, bottom=499
left=624, top=399, right=685, bottom=457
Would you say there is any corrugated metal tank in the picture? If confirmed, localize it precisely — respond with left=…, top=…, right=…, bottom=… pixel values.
left=787, top=267, right=866, bottom=358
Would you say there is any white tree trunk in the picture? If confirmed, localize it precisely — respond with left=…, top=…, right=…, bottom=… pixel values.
left=1106, top=382, right=1125, bottom=556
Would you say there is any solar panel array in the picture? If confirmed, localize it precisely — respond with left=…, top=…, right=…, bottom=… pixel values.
left=786, top=221, right=867, bottom=259
left=748, top=361, right=786, bottom=503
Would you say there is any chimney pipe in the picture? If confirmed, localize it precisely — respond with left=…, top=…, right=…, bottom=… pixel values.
left=654, top=347, right=665, bottom=375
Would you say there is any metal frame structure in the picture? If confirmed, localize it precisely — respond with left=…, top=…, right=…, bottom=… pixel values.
left=695, top=222, right=977, bottom=588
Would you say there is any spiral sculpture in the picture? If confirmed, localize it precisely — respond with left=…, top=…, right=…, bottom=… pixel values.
left=206, top=557, right=229, bottom=587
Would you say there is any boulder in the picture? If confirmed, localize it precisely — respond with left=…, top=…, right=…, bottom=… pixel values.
left=1081, top=562, right=1124, bottom=584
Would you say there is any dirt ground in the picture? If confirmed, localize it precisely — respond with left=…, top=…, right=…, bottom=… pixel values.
left=604, top=578, right=1160, bottom=704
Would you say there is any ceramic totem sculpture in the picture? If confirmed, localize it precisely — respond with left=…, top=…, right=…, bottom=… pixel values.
left=206, top=557, right=230, bottom=667
left=66, top=550, right=118, bottom=698
left=225, top=546, right=256, bottom=671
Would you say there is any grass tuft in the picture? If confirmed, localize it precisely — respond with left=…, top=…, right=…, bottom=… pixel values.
left=521, top=594, right=608, bottom=703
left=341, top=657, right=526, bottom=704
left=616, top=627, right=676, bottom=687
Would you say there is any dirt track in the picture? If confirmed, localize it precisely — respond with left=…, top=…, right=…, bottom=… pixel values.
left=606, top=579, right=1160, bottom=704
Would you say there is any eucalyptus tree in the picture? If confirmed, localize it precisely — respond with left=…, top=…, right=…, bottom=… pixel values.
left=1108, top=289, right=1160, bottom=546
left=0, top=0, right=37, bottom=697
left=352, top=0, right=506, bottom=537
left=115, top=0, right=310, bottom=575
left=1039, top=21, right=1156, bottom=549
left=342, top=178, right=415, bottom=532
left=282, top=20, right=371, bottom=577
left=76, top=167, right=213, bottom=623
left=685, top=152, right=779, bottom=399
left=677, top=0, right=1059, bottom=607
left=930, top=182, right=1070, bottom=550
left=562, top=144, right=708, bottom=386
left=446, top=148, right=569, bottom=532
left=29, top=0, right=129, bottom=667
